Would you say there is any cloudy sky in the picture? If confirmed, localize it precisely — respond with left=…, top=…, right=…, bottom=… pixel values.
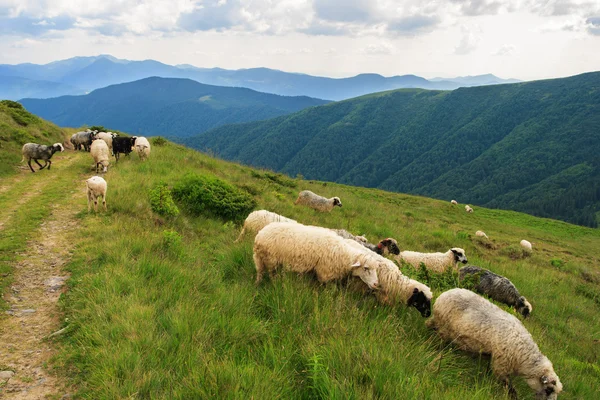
left=1, top=0, right=599, bottom=80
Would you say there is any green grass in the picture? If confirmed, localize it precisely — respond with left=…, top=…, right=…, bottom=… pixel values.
left=19, top=139, right=593, bottom=400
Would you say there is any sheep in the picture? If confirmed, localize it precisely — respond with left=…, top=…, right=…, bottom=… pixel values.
left=451, top=200, right=458, bottom=205
left=253, top=222, right=380, bottom=290
left=70, top=133, right=78, bottom=150
left=426, top=288, right=562, bottom=399
left=112, top=136, right=137, bottom=162
left=475, top=230, right=489, bottom=239
left=459, top=265, right=532, bottom=317
left=521, top=239, right=533, bottom=251
left=134, top=136, right=151, bottom=161
left=21, top=142, right=64, bottom=173
left=397, top=247, right=468, bottom=273
left=90, top=139, right=110, bottom=173
left=72, top=130, right=96, bottom=151
left=331, top=229, right=368, bottom=244
left=95, top=132, right=114, bottom=154
left=465, top=205, right=474, bottom=213
left=294, top=190, right=342, bottom=212
left=331, top=229, right=401, bottom=256
left=235, top=210, right=298, bottom=242
left=86, top=176, right=107, bottom=212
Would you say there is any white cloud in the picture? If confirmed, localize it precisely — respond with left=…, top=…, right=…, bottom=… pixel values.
left=454, top=25, right=481, bottom=55
left=492, top=44, right=516, bottom=56
left=361, top=42, right=395, bottom=55
left=10, top=37, right=42, bottom=48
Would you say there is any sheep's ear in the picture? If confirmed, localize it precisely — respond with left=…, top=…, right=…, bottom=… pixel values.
left=451, top=249, right=458, bottom=254
left=351, top=261, right=361, bottom=268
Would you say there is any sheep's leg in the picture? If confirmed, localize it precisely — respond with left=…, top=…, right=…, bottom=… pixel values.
left=46, top=159, right=52, bottom=170
left=102, top=194, right=107, bottom=211
left=115, top=152, right=120, bottom=162
left=234, top=227, right=246, bottom=243
left=34, top=159, right=45, bottom=170
left=87, top=192, right=93, bottom=212
left=27, top=159, right=36, bottom=173
left=94, top=199, right=98, bottom=212
left=253, top=253, right=265, bottom=285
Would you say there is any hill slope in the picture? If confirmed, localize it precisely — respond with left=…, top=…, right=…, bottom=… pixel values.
left=2, top=55, right=519, bottom=101
left=186, top=72, right=600, bottom=227
left=1, top=133, right=599, bottom=398
left=19, top=77, right=329, bottom=137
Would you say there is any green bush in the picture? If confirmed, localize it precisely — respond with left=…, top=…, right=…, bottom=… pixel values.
left=152, top=136, right=168, bottom=146
left=149, top=182, right=180, bottom=217
left=0, top=100, right=24, bottom=109
left=162, top=229, right=183, bottom=258
left=172, top=173, right=256, bottom=221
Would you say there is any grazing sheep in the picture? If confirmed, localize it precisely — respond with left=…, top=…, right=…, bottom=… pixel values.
left=21, top=143, right=64, bottom=173
left=95, top=132, right=114, bottom=154
left=475, top=230, right=489, bottom=239
left=427, top=288, right=561, bottom=399
left=294, top=190, right=342, bottom=212
left=253, top=222, right=380, bottom=290
left=134, top=136, right=151, bottom=161
left=451, top=200, right=458, bottom=205
left=86, top=176, right=107, bottom=212
left=235, top=210, right=298, bottom=242
left=521, top=239, right=533, bottom=251
left=398, top=247, right=468, bottom=273
left=72, top=130, right=96, bottom=151
left=90, top=139, right=110, bottom=173
left=331, top=230, right=400, bottom=256
left=112, top=136, right=137, bottom=161
left=465, top=205, right=474, bottom=213
left=332, top=229, right=368, bottom=244
left=459, top=265, right=532, bottom=317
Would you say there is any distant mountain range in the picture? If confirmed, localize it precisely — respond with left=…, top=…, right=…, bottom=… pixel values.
left=19, top=77, right=328, bottom=137
left=1, top=55, right=520, bottom=101
left=185, top=72, right=600, bottom=228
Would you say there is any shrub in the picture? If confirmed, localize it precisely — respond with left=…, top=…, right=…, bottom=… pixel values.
left=162, top=229, right=183, bottom=258
left=0, top=100, right=24, bottom=109
left=149, top=182, right=180, bottom=217
left=152, top=136, right=168, bottom=146
left=89, top=125, right=107, bottom=132
left=172, top=173, right=256, bottom=221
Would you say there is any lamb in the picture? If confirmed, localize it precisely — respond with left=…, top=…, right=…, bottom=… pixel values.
left=253, top=222, right=380, bottom=290
left=397, top=247, right=468, bottom=273
left=521, top=239, right=533, bottom=251
left=465, top=205, right=474, bottom=213
left=86, top=176, right=107, bottom=212
left=459, top=265, right=532, bottom=317
left=112, top=136, right=137, bottom=161
left=134, top=136, right=151, bottom=161
left=294, top=190, right=342, bottom=212
left=475, top=230, right=489, bottom=239
left=21, top=142, right=64, bottom=173
left=426, top=288, right=562, bottom=399
left=90, top=139, right=110, bottom=173
left=235, top=210, right=298, bottom=242
left=451, top=200, right=458, bottom=205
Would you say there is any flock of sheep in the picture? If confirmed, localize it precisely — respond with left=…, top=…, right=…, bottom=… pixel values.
left=239, top=190, right=561, bottom=399
left=20, top=129, right=151, bottom=211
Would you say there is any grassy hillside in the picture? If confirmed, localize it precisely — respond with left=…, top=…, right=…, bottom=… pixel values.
left=0, top=100, right=69, bottom=177
left=18, top=77, right=329, bottom=138
left=185, top=72, right=600, bottom=228
left=0, top=136, right=593, bottom=398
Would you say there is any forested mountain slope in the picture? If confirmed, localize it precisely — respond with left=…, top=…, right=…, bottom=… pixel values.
left=19, top=77, right=329, bottom=137
left=186, top=72, right=600, bottom=227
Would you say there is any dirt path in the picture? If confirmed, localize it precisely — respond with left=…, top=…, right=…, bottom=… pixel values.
left=0, top=156, right=83, bottom=399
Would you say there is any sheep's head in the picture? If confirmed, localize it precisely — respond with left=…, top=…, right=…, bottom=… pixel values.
left=379, top=238, right=400, bottom=255
left=517, top=296, right=533, bottom=318
left=333, top=197, right=342, bottom=207
left=350, top=260, right=379, bottom=290
left=53, top=143, right=64, bottom=153
left=407, top=287, right=431, bottom=317
left=529, top=370, right=562, bottom=400
left=451, top=248, right=468, bottom=264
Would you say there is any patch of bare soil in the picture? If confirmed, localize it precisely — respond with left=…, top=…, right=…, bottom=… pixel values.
left=0, top=192, right=82, bottom=398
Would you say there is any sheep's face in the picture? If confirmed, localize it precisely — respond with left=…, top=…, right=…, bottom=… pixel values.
left=407, top=288, right=431, bottom=317
left=451, top=248, right=468, bottom=264
left=350, top=261, right=379, bottom=290
left=333, top=197, right=342, bottom=207
left=517, top=297, right=533, bottom=318
left=380, top=238, right=400, bottom=255
left=531, top=372, right=562, bottom=400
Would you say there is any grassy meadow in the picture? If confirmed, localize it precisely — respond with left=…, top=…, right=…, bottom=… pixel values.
left=15, top=139, right=592, bottom=399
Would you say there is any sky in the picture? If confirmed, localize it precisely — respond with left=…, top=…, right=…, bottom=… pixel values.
left=1, top=0, right=600, bottom=80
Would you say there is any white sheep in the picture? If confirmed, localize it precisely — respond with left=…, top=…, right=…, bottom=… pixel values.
left=427, top=288, right=562, bottom=399
left=253, top=222, right=379, bottom=289
left=95, top=132, right=114, bottom=154
left=520, top=239, right=533, bottom=251
left=294, top=190, right=342, bottom=212
left=451, top=200, right=458, bottom=205
left=397, top=247, right=468, bottom=273
left=475, top=230, right=488, bottom=239
left=235, top=210, right=298, bottom=242
left=86, top=176, right=107, bottom=212
left=90, top=139, right=110, bottom=173
left=134, top=136, right=151, bottom=161
left=465, top=205, right=474, bottom=213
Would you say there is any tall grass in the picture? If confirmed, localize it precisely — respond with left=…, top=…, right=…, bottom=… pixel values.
left=23, top=141, right=598, bottom=399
